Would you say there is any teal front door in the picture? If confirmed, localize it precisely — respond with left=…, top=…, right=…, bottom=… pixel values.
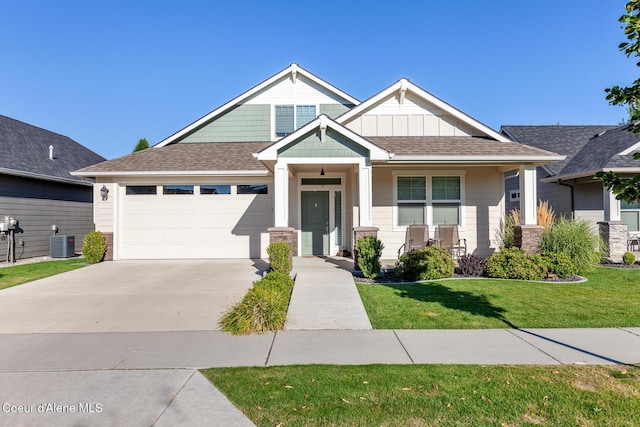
left=301, top=191, right=329, bottom=255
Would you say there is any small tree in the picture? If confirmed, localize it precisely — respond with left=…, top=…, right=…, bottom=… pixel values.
left=133, top=138, right=149, bottom=152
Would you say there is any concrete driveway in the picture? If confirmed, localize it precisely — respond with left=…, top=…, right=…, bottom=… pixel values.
left=0, top=259, right=267, bottom=333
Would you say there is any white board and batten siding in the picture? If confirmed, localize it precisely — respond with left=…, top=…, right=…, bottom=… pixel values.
left=346, top=93, right=480, bottom=137
left=110, top=181, right=273, bottom=260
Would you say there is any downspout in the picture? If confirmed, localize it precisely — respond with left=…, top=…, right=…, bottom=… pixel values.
left=556, top=180, right=575, bottom=218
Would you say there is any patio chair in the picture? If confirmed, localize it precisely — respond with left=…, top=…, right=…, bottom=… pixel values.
left=434, top=224, right=467, bottom=259
left=397, top=224, right=432, bottom=258
left=628, top=232, right=640, bottom=252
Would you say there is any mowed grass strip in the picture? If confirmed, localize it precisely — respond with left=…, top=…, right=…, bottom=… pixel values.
left=0, top=259, right=87, bottom=291
left=357, top=267, right=640, bottom=329
left=203, top=364, right=640, bottom=427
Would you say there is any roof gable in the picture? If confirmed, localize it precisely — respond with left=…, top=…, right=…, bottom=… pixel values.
left=155, top=64, right=359, bottom=147
left=337, top=79, right=509, bottom=142
left=256, top=115, right=389, bottom=161
left=0, top=115, right=105, bottom=184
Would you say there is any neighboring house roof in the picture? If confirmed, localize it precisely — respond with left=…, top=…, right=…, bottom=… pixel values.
left=75, top=142, right=271, bottom=176
left=0, top=114, right=105, bottom=185
left=501, top=125, right=616, bottom=175
left=154, top=63, right=360, bottom=148
left=502, top=124, right=640, bottom=181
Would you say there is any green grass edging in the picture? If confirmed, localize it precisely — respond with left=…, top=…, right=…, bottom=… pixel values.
left=0, top=259, right=88, bottom=291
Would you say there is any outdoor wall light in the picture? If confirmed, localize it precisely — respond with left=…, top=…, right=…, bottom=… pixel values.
left=100, top=185, right=109, bottom=201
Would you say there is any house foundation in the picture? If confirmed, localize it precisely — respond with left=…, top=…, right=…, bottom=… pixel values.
left=598, top=221, right=627, bottom=263
left=353, top=226, right=379, bottom=270
left=514, top=225, right=543, bottom=255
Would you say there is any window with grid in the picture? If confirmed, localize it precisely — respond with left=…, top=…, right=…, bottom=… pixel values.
left=431, top=176, right=461, bottom=225
left=396, top=176, right=426, bottom=226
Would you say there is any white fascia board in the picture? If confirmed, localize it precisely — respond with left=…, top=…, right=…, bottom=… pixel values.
left=4, top=167, right=94, bottom=186
left=337, top=79, right=509, bottom=142
left=618, top=140, right=640, bottom=155
left=256, top=115, right=390, bottom=161
left=155, top=64, right=359, bottom=148
left=389, top=154, right=565, bottom=163
left=72, top=170, right=269, bottom=178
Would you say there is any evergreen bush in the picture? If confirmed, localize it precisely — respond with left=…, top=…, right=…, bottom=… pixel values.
left=623, top=251, right=636, bottom=265
left=542, top=251, right=577, bottom=279
left=267, top=242, right=291, bottom=273
left=356, top=237, right=384, bottom=279
left=396, top=246, right=455, bottom=281
left=485, top=247, right=547, bottom=281
left=82, top=231, right=106, bottom=264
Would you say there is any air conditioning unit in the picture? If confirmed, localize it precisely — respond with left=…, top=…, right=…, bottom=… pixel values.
left=50, top=235, right=75, bottom=258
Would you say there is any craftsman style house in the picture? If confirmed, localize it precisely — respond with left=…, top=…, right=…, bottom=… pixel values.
left=75, top=64, right=562, bottom=260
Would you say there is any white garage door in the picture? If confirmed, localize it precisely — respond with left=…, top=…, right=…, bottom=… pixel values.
left=118, top=184, right=272, bottom=259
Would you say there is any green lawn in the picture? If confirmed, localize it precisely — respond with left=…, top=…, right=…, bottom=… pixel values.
left=357, top=267, right=640, bottom=329
left=202, top=364, right=640, bottom=427
left=0, top=259, right=87, bottom=291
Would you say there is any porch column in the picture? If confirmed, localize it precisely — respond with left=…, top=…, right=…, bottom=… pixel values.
left=603, top=188, right=621, bottom=221
left=274, top=160, right=289, bottom=227
left=519, top=165, right=537, bottom=225
left=358, top=162, right=373, bottom=227
left=515, top=165, right=543, bottom=254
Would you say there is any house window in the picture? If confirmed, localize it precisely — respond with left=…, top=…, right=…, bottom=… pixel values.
left=126, top=185, right=157, bottom=195
left=510, top=190, right=520, bottom=202
left=237, top=184, right=268, bottom=195
left=622, top=200, right=640, bottom=231
left=275, top=105, right=316, bottom=137
left=432, top=176, right=461, bottom=225
left=163, top=185, right=194, bottom=195
left=395, top=175, right=464, bottom=227
left=335, top=190, right=343, bottom=246
left=200, top=185, right=231, bottom=195
left=397, top=176, right=426, bottom=226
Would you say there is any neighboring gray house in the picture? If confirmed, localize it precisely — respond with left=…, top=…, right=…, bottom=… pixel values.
left=0, top=115, right=105, bottom=260
left=501, top=124, right=640, bottom=231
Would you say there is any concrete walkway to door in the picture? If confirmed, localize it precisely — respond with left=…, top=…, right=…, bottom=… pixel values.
left=286, top=257, right=372, bottom=330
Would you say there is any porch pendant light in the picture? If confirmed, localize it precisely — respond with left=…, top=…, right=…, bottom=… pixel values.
left=320, top=166, right=325, bottom=176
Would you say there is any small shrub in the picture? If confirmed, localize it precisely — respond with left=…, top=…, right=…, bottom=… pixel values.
left=457, top=254, right=486, bottom=277
left=82, top=231, right=106, bottom=264
left=485, top=247, right=547, bottom=281
left=396, top=246, right=455, bottom=281
left=623, top=251, right=636, bottom=265
left=356, top=237, right=384, bottom=279
left=543, top=251, right=577, bottom=279
left=267, top=242, right=291, bottom=273
left=218, top=287, right=288, bottom=335
left=541, top=217, right=600, bottom=274
left=256, top=271, right=294, bottom=295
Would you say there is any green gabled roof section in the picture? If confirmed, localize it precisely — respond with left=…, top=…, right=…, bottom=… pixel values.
left=278, top=128, right=369, bottom=158
left=155, top=64, right=360, bottom=148
left=256, top=115, right=389, bottom=162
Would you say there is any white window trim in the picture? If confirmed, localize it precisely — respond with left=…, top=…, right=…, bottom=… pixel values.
left=509, top=189, right=520, bottom=202
left=392, top=170, right=466, bottom=232
left=272, top=103, right=319, bottom=139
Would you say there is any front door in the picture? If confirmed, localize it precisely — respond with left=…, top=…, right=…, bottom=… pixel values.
left=301, top=191, right=329, bottom=255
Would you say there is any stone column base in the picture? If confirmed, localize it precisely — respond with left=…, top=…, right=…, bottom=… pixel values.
left=101, top=232, right=114, bottom=261
left=353, top=226, right=379, bottom=270
left=514, top=225, right=543, bottom=255
left=599, top=221, right=627, bottom=263
left=268, top=227, right=298, bottom=267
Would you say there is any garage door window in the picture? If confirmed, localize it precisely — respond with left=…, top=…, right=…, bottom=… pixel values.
left=238, top=184, right=268, bottom=195
left=163, top=185, right=194, bottom=195
left=126, top=185, right=157, bottom=195
left=200, top=185, right=231, bottom=195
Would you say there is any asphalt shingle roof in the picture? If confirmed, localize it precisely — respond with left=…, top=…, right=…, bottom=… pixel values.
left=501, top=125, right=617, bottom=175
left=0, top=115, right=105, bottom=183
left=76, top=141, right=272, bottom=174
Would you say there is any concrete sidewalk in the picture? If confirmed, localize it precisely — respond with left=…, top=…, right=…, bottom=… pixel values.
left=286, top=257, right=372, bottom=330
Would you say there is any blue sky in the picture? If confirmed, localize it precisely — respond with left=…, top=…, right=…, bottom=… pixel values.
left=1, top=1, right=636, bottom=159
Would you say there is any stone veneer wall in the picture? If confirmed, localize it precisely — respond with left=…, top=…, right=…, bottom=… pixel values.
left=268, top=227, right=297, bottom=268
left=513, top=225, right=543, bottom=255
left=598, top=221, right=627, bottom=263
left=101, top=232, right=113, bottom=261
left=353, top=226, right=379, bottom=270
